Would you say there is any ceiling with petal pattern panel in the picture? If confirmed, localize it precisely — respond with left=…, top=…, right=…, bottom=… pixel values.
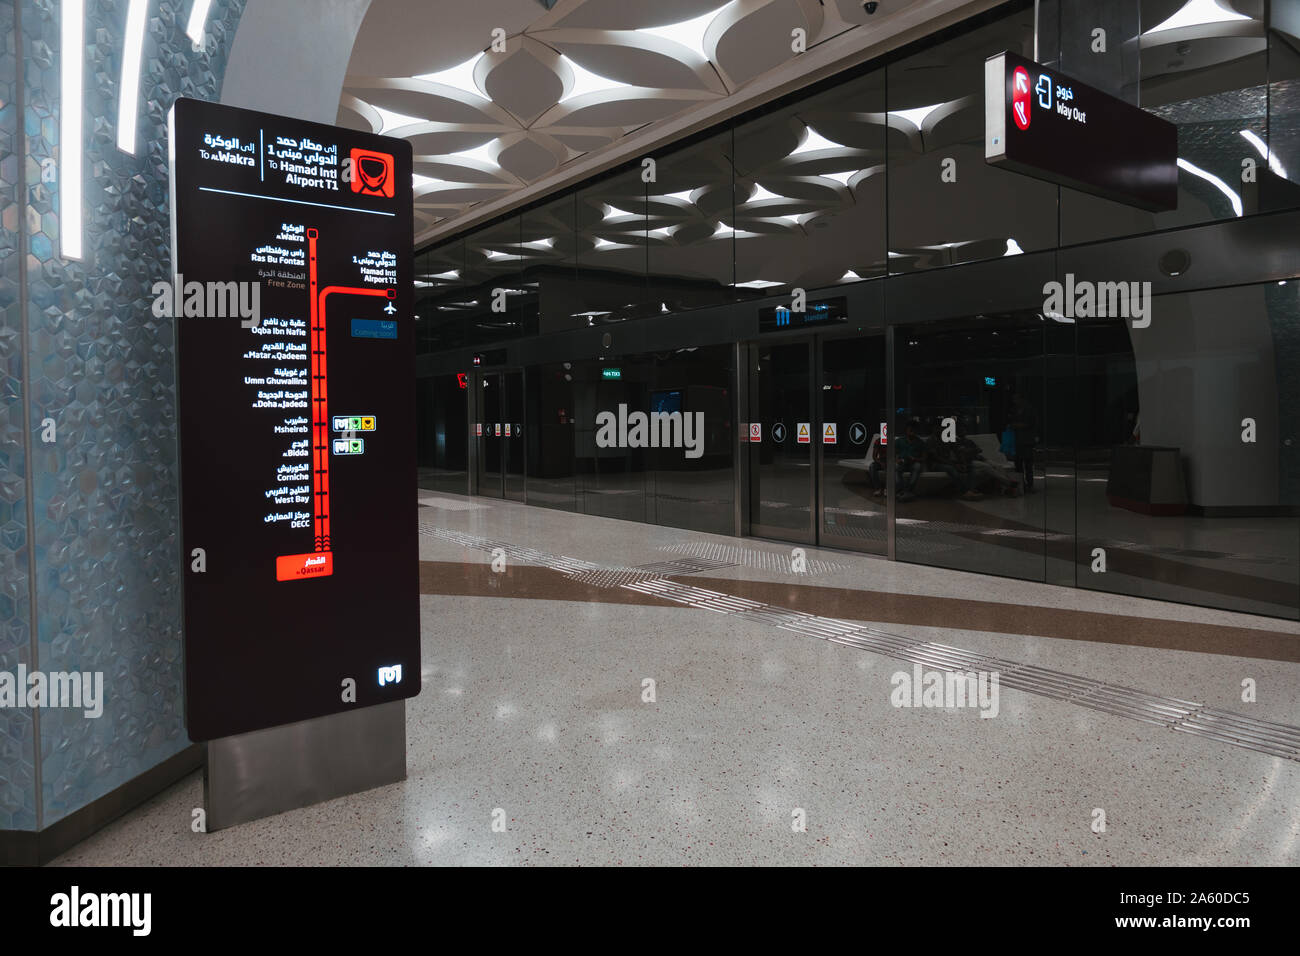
left=337, top=0, right=982, bottom=243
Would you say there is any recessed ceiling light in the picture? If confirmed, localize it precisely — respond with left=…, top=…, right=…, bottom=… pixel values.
left=660, top=189, right=695, bottom=202
left=745, top=184, right=785, bottom=202
left=415, top=53, right=486, bottom=98
left=735, top=279, right=783, bottom=289
left=889, top=102, right=946, bottom=131
left=790, top=128, right=842, bottom=156
left=712, top=223, right=734, bottom=237
left=374, top=106, right=424, bottom=134
left=1004, top=238, right=1024, bottom=256
left=451, top=141, right=497, bottom=164
left=561, top=56, right=632, bottom=102
left=424, top=270, right=459, bottom=280
left=604, top=203, right=641, bottom=220
left=412, top=173, right=442, bottom=188
left=637, top=5, right=725, bottom=61
left=841, top=269, right=861, bottom=280
left=1144, top=0, right=1250, bottom=36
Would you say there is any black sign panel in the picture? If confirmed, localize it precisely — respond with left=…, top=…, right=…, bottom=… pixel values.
left=758, top=295, right=848, bottom=334
left=169, top=98, right=418, bottom=741
left=985, top=51, right=1178, bottom=211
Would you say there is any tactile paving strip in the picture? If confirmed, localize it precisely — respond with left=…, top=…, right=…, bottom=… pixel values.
left=421, top=524, right=1300, bottom=762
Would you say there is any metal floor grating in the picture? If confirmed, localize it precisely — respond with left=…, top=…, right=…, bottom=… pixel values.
left=422, top=525, right=1300, bottom=763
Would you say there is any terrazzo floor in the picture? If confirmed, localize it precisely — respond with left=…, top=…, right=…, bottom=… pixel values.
left=50, top=493, right=1300, bottom=866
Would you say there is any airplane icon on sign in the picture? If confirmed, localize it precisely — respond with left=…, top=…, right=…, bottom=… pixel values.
left=383, top=301, right=396, bottom=315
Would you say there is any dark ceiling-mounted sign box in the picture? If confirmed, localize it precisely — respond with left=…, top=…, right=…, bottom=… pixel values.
left=759, top=295, right=848, bottom=334
left=985, top=51, right=1178, bottom=211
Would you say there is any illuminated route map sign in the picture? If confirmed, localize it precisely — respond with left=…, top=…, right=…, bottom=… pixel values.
left=170, top=98, right=418, bottom=741
left=985, top=52, right=1178, bottom=211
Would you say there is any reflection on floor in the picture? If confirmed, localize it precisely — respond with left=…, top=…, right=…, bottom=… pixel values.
left=53, top=493, right=1300, bottom=866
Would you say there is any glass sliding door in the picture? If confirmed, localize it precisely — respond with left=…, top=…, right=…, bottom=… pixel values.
left=747, top=340, right=815, bottom=543
left=818, top=333, right=888, bottom=554
left=892, top=314, right=1048, bottom=582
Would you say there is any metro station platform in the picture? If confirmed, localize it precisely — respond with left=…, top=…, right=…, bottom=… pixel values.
left=51, top=493, right=1300, bottom=866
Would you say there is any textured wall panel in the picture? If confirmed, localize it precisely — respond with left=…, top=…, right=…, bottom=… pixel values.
left=21, top=0, right=245, bottom=827
left=0, top=0, right=37, bottom=832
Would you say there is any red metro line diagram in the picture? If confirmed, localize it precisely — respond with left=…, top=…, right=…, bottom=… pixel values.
left=275, top=227, right=396, bottom=582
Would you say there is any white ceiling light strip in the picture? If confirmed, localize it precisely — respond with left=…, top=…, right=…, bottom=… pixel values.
left=1239, top=129, right=1287, bottom=180
left=1144, top=0, right=1250, bottom=36
left=636, top=5, right=725, bottom=61
left=416, top=53, right=486, bottom=97
left=185, top=0, right=211, bottom=45
left=561, top=56, right=632, bottom=102
left=1177, top=157, right=1242, bottom=216
left=889, top=102, right=945, bottom=131
left=61, top=0, right=84, bottom=259
left=790, top=128, right=840, bottom=156
left=374, top=106, right=424, bottom=134
left=116, top=0, right=148, bottom=154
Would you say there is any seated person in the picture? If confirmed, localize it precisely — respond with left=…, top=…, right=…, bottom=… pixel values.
left=893, top=423, right=925, bottom=501
left=956, top=433, right=1019, bottom=496
left=925, top=428, right=982, bottom=500
left=868, top=438, right=887, bottom=497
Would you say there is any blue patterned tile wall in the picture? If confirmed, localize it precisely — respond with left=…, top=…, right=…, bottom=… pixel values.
left=0, top=0, right=37, bottom=832
left=15, top=0, right=245, bottom=828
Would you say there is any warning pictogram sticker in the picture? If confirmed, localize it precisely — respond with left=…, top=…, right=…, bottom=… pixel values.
left=823, top=422, right=837, bottom=444
left=750, top=422, right=761, bottom=442
left=797, top=422, right=810, bottom=444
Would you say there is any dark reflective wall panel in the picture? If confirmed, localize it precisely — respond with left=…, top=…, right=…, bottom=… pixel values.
left=893, top=313, right=1048, bottom=582
left=647, top=130, right=737, bottom=313
left=886, top=9, right=1058, bottom=272
left=571, top=345, right=734, bottom=533
left=526, top=361, right=578, bottom=512
left=418, top=373, right=469, bottom=495
left=1074, top=280, right=1300, bottom=618
left=734, top=69, right=888, bottom=295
